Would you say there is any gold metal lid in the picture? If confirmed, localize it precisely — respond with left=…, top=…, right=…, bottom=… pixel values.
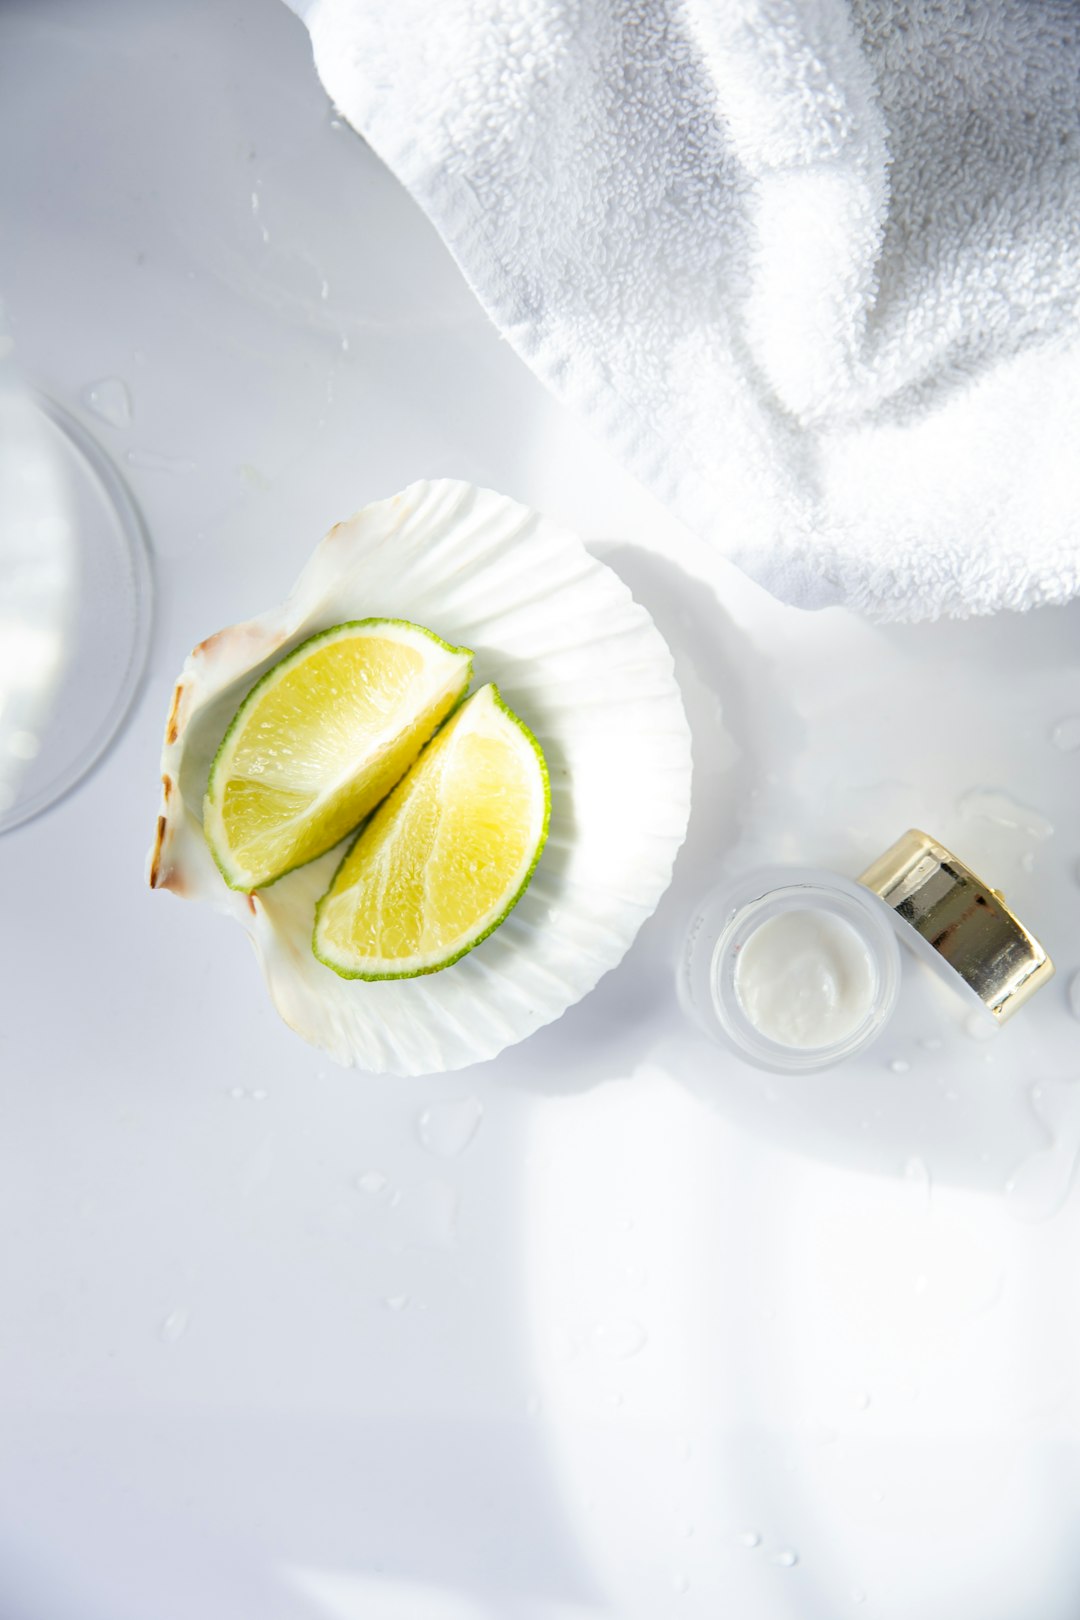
left=858, top=829, right=1054, bottom=1023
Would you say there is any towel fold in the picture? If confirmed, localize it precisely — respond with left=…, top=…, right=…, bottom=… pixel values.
left=291, top=0, right=1080, bottom=619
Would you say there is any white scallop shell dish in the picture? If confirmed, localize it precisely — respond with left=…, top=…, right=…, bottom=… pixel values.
left=148, top=480, right=692, bottom=1074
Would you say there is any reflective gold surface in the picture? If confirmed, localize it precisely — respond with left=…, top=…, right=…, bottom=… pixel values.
left=859, top=829, right=1054, bottom=1022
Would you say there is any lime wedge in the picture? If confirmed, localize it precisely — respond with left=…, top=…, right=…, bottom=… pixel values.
left=313, top=683, right=550, bottom=979
left=203, top=619, right=472, bottom=890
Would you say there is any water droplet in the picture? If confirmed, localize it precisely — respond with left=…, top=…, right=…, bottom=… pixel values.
left=251, top=1088, right=268, bottom=1102
left=854, top=1390, right=871, bottom=1411
left=1020, top=850, right=1036, bottom=874
left=670, top=1571, right=689, bottom=1595
left=319, top=277, right=330, bottom=301
left=382, top=1293, right=409, bottom=1312
left=680, top=1522, right=695, bottom=1539
left=958, top=787, right=1053, bottom=840
left=417, top=1095, right=483, bottom=1158
left=340, top=334, right=350, bottom=355
left=330, top=116, right=344, bottom=131
left=1002, top=1079, right=1080, bottom=1222
left=738, top=1530, right=761, bottom=1549
left=355, top=1170, right=391, bottom=1198
left=903, top=1156, right=932, bottom=1207
left=592, top=1317, right=647, bottom=1359
left=237, top=462, right=271, bottom=491
left=7, top=729, right=39, bottom=760
left=82, top=376, right=132, bottom=428
left=159, top=1307, right=189, bottom=1343
left=125, top=447, right=195, bottom=472
left=889, top=1058, right=910, bottom=1074
left=229, top=1086, right=246, bottom=1100
left=965, top=1010, right=998, bottom=1042
left=1068, top=971, right=1080, bottom=1021
left=771, top=1548, right=799, bottom=1568
left=250, top=189, right=260, bottom=214
left=1050, top=716, right=1080, bottom=751
left=920, top=1035, right=943, bottom=1051
left=1005, top=1148, right=1077, bottom=1224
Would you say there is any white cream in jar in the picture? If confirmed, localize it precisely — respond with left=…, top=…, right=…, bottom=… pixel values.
left=680, top=869, right=902, bottom=1073
left=733, top=907, right=878, bottom=1049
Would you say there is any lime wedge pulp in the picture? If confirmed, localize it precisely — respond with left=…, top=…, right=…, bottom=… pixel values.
left=202, top=619, right=472, bottom=891
left=313, top=683, right=550, bottom=979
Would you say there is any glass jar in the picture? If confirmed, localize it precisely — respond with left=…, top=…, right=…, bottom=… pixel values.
left=680, top=867, right=902, bottom=1074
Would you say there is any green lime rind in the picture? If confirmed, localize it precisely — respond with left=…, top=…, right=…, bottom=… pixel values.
left=203, top=618, right=473, bottom=893
left=311, top=683, right=551, bottom=980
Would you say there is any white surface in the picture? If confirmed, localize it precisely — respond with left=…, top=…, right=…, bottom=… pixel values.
left=152, top=478, right=690, bottom=1072
left=1, top=3, right=1079, bottom=1619
left=299, top=0, right=1080, bottom=619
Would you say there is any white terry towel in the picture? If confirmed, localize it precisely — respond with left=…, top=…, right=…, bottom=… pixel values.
left=288, top=0, right=1080, bottom=620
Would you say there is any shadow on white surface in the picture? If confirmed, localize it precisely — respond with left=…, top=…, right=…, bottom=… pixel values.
left=498, top=543, right=1080, bottom=1202
left=3, top=4, right=1080, bottom=1620
left=0, top=1414, right=603, bottom=1620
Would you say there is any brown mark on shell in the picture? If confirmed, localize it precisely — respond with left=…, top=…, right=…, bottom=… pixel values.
left=148, top=814, right=167, bottom=888
left=165, top=681, right=186, bottom=745
left=195, top=621, right=288, bottom=677
left=193, top=627, right=229, bottom=660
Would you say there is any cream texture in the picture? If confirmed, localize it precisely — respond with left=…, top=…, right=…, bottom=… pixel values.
left=733, top=908, right=876, bottom=1050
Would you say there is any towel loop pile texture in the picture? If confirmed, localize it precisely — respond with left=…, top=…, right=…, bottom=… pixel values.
left=293, top=0, right=1080, bottom=620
